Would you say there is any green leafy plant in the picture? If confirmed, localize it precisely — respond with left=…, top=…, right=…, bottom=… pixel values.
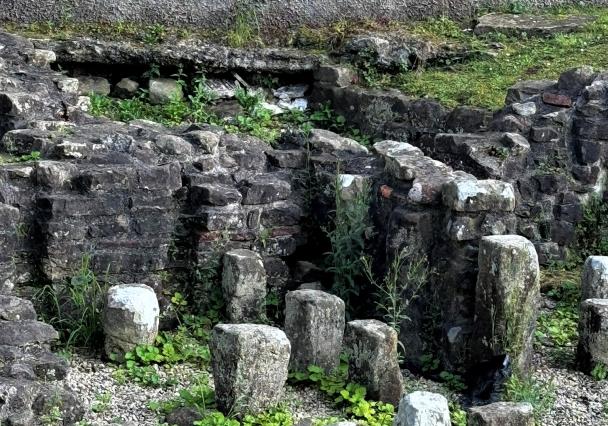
left=419, top=354, right=440, bottom=373
left=325, top=171, right=372, bottom=312
left=504, top=374, right=556, bottom=421
left=195, top=412, right=240, bottom=426
left=35, top=254, right=107, bottom=349
left=142, top=24, right=166, bottom=44
left=18, top=151, right=41, bottom=162
left=362, top=242, right=430, bottom=332
left=449, top=402, right=467, bottom=426
left=591, top=362, right=608, bottom=381
left=91, top=392, right=112, bottom=414
left=573, top=195, right=608, bottom=262
left=149, top=375, right=215, bottom=415
left=438, top=371, right=466, bottom=392
left=289, top=361, right=393, bottom=426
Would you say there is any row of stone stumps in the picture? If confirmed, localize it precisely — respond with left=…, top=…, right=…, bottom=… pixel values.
left=100, top=233, right=542, bottom=425
left=577, top=256, right=608, bottom=374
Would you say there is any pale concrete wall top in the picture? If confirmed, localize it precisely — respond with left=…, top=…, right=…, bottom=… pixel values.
left=1, top=0, right=607, bottom=29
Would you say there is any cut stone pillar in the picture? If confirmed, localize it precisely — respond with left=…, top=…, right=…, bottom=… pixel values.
left=222, top=249, right=267, bottom=322
left=284, top=289, right=345, bottom=373
left=581, top=256, right=608, bottom=300
left=468, top=402, right=534, bottom=426
left=577, top=298, right=608, bottom=374
left=103, top=284, right=159, bottom=358
left=343, top=319, right=403, bottom=405
left=474, top=235, right=540, bottom=373
left=393, top=391, right=450, bottom=426
left=210, top=324, right=290, bottom=415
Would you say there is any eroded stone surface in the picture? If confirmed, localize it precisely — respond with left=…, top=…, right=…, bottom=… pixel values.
left=468, top=402, right=534, bottom=426
left=344, top=319, right=403, bottom=405
left=103, top=284, right=160, bottom=358
left=475, top=13, right=595, bottom=36
left=222, top=249, right=267, bottom=322
left=210, top=324, right=290, bottom=415
left=393, top=391, right=450, bottom=426
left=577, top=299, right=608, bottom=374
left=284, top=290, right=345, bottom=373
left=581, top=256, right=608, bottom=301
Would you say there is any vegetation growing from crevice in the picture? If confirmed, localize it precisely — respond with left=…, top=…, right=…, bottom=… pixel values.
left=325, top=173, right=373, bottom=314
left=504, top=373, right=556, bottom=421
left=571, top=195, right=608, bottom=263
left=289, top=362, right=394, bottom=426
left=361, top=242, right=430, bottom=333
left=35, top=254, right=108, bottom=350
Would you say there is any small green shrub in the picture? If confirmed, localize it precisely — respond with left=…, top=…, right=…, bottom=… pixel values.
left=195, top=412, right=240, bottom=426
left=449, top=402, right=467, bottom=426
left=325, top=172, right=372, bottom=311
left=18, top=151, right=41, bottom=162
left=573, top=195, right=608, bottom=262
left=149, top=375, right=215, bottom=415
left=591, top=362, right=608, bottom=381
left=289, top=362, right=394, bottom=426
left=438, top=371, right=466, bottom=392
left=504, top=374, right=555, bottom=421
left=35, top=254, right=107, bottom=349
left=362, top=242, right=430, bottom=333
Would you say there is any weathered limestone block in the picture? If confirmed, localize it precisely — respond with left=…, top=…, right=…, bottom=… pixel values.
left=210, top=324, right=290, bottom=415
left=0, top=320, right=58, bottom=346
left=103, top=284, right=159, bottom=358
left=393, top=391, right=450, bottom=426
left=185, top=130, right=220, bottom=155
left=222, top=249, right=267, bottom=322
left=0, top=295, right=36, bottom=321
left=310, top=129, right=369, bottom=156
left=344, top=319, right=403, bottom=405
left=474, top=236, right=540, bottom=373
left=25, top=49, right=56, bottom=67
left=314, top=65, right=356, bottom=88
left=284, top=290, right=345, bottom=373
left=149, top=78, right=184, bottom=105
left=468, top=402, right=534, bottom=426
left=475, top=13, right=595, bottom=37
left=77, top=76, right=111, bottom=96
left=114, top=77, right=140, bottom=98
left=442, top=179, right=516, bottom=212
left=582, top=256, right=608, bottom=301
left=577, top=299, right=608, bottom=374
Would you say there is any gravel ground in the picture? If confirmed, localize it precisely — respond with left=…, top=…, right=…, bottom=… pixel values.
left=68, top=353, right=340, bottom=426
left=534, top=347, right=608, bottom=426
left=68, top=338, right=608, bottom=426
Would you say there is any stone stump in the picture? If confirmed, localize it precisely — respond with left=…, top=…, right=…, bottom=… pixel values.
left=577, top=298, right=608, bottom=374
left=222, top=249, right=267, bottom=322
left=103, top=284, right=159, bottom=358
left=468, top=402, right=534, bottom=426
left=210, top=324, right=291, bottom=415
left=343, top=319, right=403, bottom=405
left=582, top=256, right=608, bottom=300
left=284, top=289, right=345, bottom=373
left=474, top=235, right=540, bottom=373
left=393, top=391, right=450, bottom=426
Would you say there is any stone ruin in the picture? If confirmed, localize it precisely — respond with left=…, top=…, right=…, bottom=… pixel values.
left=0, top=16, right=606, bottom=424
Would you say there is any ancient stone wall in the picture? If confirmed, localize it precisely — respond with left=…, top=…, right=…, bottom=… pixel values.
left=1, top=0, right=608, bottom=29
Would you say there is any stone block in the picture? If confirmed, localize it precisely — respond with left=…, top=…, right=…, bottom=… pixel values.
left=222, top=249, right=267, bottom=322
left=442, top=179, right=516, bottom=212
left=284, top=290, right=345, bottom=373
left=210, top=324, right=290, bottom=415
left=577, top=299, right=608, bottom=374
left=468, top=402, right=534, bottom=426
left=103, top=284, right=159, bottom=358
left=582, top=256, right=608, bottom=300
left=344, top=319, right=403, bottom=405
left=149, top=78, right=184, bottom=105
left=393, top=391, right=450, bottom=426
left=474, top=236, right=540, bottom=373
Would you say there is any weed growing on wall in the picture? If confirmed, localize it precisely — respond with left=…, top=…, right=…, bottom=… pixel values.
left=35, top=254, right=107, bottom=349
left=572, top=195, right=608, bottom=262
left=325, top=172, right=372, bottom=312
left=361, top=242, right=430, bottom=333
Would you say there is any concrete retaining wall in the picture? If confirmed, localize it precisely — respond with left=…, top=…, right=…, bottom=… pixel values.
left=1, top=0, right=607, bottom=29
